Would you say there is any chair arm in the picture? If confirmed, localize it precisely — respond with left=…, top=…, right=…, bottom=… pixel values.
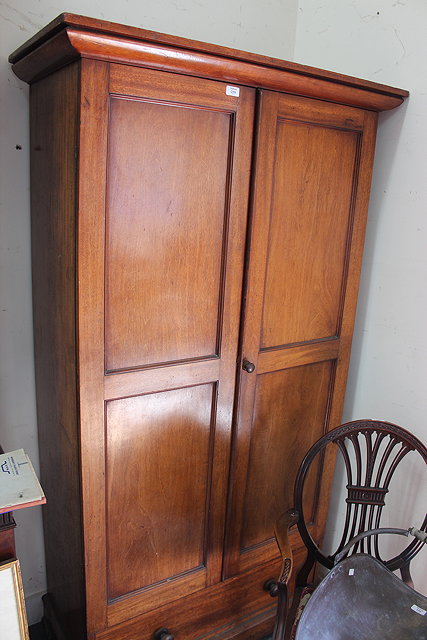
left=266, top=510, right=299, bottom=640
left=274, top=509, right=299, bottom=585
left=334, top=527, right=411, bottom=565
left=334, top=526, right=426, bottom=589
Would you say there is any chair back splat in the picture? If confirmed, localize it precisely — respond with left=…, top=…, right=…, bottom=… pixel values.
left=294, top=420, right=427, bottom=572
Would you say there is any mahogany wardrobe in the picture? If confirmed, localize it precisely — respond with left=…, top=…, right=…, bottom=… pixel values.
left=9, top=14, right=407, bottom=640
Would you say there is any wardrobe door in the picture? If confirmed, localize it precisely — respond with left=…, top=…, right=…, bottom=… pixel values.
left=77, top=60, right=255, bottom=635
left=224, top=90, right=378, bottom=577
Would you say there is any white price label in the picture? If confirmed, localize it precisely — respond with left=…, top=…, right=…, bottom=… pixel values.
left=411, top=604, right=426, bottom=616
left=226, top=85, right=240, bottom=97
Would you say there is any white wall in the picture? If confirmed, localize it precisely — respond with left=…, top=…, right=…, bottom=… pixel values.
left=0, top=0, right=298, bottom=626
left=295, top=0, right=427, bottom=593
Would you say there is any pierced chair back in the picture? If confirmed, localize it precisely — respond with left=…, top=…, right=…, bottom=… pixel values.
left=270, top=419, right=427, bottom=640
left=295, top=419, right=427, bottom=577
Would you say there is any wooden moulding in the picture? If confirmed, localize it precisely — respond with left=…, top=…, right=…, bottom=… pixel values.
left=9, top=13, right=408, bottom=111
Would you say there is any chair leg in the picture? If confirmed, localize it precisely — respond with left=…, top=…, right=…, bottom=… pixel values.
left=295, top=554, right=315, bottom=588
left=272, top=582, right=289, bottom=640
left=400, top=561, right=414, bottom=589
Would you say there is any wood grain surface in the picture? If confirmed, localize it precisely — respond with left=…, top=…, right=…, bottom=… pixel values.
left=10, top=13, right=408, bottom=113
left=223, top=91, right=378, bottom=583
left=30, top=61, right=85, bottom=638
left=105, top=96, right=230, bottom=370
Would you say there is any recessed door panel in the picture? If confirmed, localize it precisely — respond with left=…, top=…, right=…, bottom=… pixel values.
left=106, top=384, right=214, bottom=600
left=105, top=96, right=233, bottom=371
left=261, top=121, right=359, bottom=349
left=241, top=361, right=333, bottom=552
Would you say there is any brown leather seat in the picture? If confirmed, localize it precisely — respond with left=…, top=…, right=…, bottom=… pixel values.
left=296, top=554, right=427, bottom=639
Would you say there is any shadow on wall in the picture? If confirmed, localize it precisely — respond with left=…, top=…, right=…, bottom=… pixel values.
left=343, top=98, right=409, bottom=417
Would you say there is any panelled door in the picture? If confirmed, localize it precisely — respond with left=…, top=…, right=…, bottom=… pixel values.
left=223, top=90, right=377, bottom=578
left=77, top=60, right=255, bottom=635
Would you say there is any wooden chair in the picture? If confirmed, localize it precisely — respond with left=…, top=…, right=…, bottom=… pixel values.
left=267, top=419, right=427, bottom=639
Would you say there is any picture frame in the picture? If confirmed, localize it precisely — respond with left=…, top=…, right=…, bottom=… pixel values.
left=0, top=559, right=29, bottom=640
